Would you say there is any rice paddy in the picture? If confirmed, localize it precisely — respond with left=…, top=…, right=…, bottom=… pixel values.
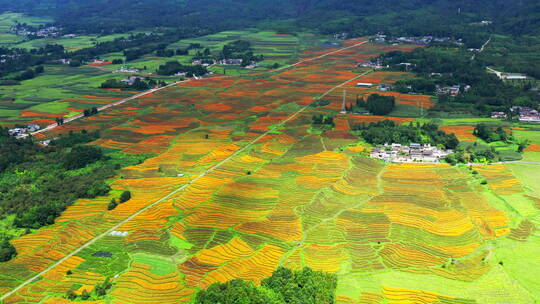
left=1, top=38, right=539, bottom=304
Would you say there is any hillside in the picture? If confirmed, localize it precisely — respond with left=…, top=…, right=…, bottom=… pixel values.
left=0, top=0, right=538, bottom=35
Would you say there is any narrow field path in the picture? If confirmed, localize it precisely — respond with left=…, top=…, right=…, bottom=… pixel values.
left=471, top=35, right=492, bottom=60
left=2, top=44, right=372, bottom=301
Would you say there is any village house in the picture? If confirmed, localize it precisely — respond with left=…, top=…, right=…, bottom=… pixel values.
left=8, top=124, right=41, bottom=139
left=372, top=33, right=387, bottom=42
left=356, top=82, right=373, bottom=87
left=378, top=84, right=392, bottom=92
left=114, top=67, right=139, bottom=73
left=121, top=76, right=145, bottom=86
left=357, top=59, right=386, bottom=69
left=502, top=73, right=528, bottom=81
left=436, top=84, right=469, bottom=96
left=449, top=85, right=461, bottom=96
left=218, top=59, right=243, bottom=65
left=511, top=106, right=540, bottom=123
left=192, top=59, right=216, bottom=66
left=490, top=69, right=529, bottom=81
left=491, top=111, right=507, bottom=119
left=56, top=58, right=71, bottom=65
left=370, top=143, right=452, bottom=163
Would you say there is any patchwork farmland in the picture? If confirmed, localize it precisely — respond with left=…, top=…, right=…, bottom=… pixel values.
left=1, top=38, right=539, bottom=304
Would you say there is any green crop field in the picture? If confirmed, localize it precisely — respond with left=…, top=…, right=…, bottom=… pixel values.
left=13, top=33, right=129, bottom=50
left=0, top=65, right=133, bottom=125
left=168, top=29, right=327, bottom=66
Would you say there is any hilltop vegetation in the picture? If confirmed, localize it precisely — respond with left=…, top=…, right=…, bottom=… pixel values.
left=352, top=120, right=459, bottom=149
left=196, top=267, right=337, bottom=304
left=0, top=0, right=538, bottom=38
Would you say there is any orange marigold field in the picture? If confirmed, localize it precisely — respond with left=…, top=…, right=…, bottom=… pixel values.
left=525, top=144, right=540, bottom=152
left=440, top=125, right=477, bottom=141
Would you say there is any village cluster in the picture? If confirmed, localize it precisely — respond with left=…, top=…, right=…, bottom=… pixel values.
left=10, top=24, right=71, bottom=39
left=7, top=124, right=41, bottom=139
left=371, top=33, right=460, bottom=45
left=370, top=143, right=453, bottom=163
left=191, top=58, right=258, bottom=69
left=491, top=106, right=540, bottom=123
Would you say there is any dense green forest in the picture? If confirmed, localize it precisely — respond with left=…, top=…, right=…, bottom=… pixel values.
left=195, top=267, right=337, bottom=304
left=0, top=0, right=538, bottom=37
left=0, top=129, right=144, bottom=262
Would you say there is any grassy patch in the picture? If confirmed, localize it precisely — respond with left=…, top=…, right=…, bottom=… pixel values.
left=132, top=253, right=177, bottom=275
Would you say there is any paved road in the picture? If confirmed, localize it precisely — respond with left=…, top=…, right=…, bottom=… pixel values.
left=489, top=161, right=540, bottom=165
left=2, top=42, right=372, bottom=301
left=31, top=79, right=192, bottom=136
left=471, top=35, right=492, bottom=60
left=275, top=40, right=367, bottom=72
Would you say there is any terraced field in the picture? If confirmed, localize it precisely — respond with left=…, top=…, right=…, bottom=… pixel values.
left=1, top=39, right=539, bottom=304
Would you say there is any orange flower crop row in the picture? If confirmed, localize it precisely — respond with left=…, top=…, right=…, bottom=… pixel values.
left=525, top=144, right=540, bottom=152
left=440, top=125, right=477, bottom=141
left=81, top=95, right=121, bottom=99
left=88, top=61, right=112, bottom=66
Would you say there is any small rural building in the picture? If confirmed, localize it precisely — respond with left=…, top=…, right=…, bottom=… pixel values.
left=503, top=74, right=527, bottom=80
left=218, top=59, right=243, bottom=65
left=121, top=76, right=145, bottom=86
left=491, top=111, right=507, bottom=119
left=357, top=82, right=373, bottom=87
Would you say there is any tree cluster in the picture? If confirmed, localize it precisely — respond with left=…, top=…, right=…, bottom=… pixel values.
left=156, top=61, right=208, bottom=76
left=445, top=143, right=499, bottom=164
left=66, top=278, right=113, bottom=301
left=195, top=267, right=337, bottom=304
left=0, top=237, right=16, bottom=262
left=83, top=107, right=98, bottom=117
left=101, top=78, right=157, bottom=90
left=352, top=120, right=459, bottom=149
left=358, top=94, right=396, bottom=115
left=219, top=40, right=264, bottom=66
left=108, top=190, right=131, bottom=210
left=312, top=115, right=335, bottom=127
left=473, top=124, right=512, bottom=143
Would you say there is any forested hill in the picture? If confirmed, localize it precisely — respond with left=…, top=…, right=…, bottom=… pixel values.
left=0, top=0, right=538, bottom=36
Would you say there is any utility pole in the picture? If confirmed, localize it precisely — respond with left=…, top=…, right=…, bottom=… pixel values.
left=341, top=90, right=347, bottom=114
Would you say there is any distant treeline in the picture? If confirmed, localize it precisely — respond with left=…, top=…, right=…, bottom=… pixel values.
left=156, top=61, right=208, bottom=76
left=1, top=0, right=538, bottom=37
